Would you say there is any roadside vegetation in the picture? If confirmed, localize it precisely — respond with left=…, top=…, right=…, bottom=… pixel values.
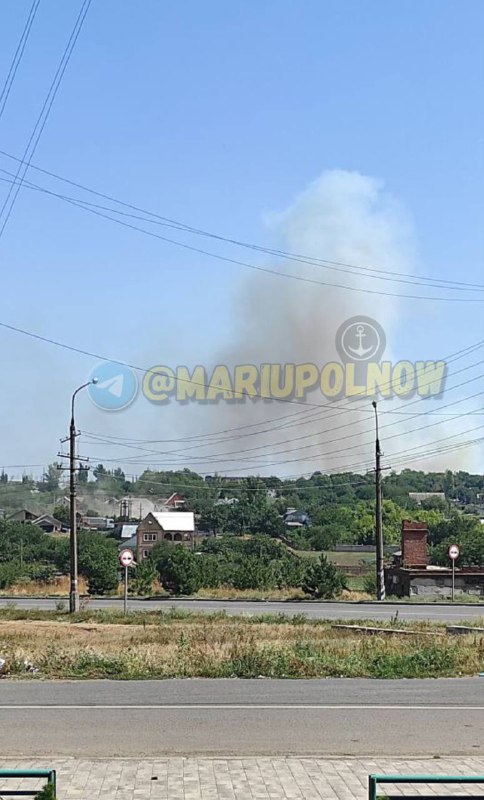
left=0, top=468, right=482, bottom=601
left=0, top=608, right=482, bottom=680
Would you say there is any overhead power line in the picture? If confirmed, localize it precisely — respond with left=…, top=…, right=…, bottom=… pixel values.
left=80, top=338, right=484, bottom=446
left=82, top=358, right=484, bottom=456
left=0, top=0, right=42, bottom=124
left=0, top=168, right=482, bottom=297
left=0, top=148, right=483, bottom=292
left=82, top=378, right=484, bottom=466
left=1, top=317, right=483, bottom=413
left=0, top=170, right=481, bottom=302
left=81, top=432, right=484, bottom=477
left=0, top=0, right=92, bottom=241
left=86, top=399, right=484, bottom=470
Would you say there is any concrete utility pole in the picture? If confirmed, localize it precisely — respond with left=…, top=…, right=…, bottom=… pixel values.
left=69, top=380, right=97, bottom=613
left=372, top=401, right=385, bottom=601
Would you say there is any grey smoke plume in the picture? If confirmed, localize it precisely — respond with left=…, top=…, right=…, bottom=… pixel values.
left=178, top=169, right=421, bottom=476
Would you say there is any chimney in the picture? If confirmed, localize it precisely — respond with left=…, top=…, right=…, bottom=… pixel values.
left=401, top=520, right=428, bottom=568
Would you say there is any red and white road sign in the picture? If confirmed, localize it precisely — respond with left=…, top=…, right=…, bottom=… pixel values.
left=448, top=544, right=460, bottom=561
left=119, top=548, right=135, bottom=567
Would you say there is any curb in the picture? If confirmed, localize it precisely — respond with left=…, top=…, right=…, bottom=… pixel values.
left=0, top=595, right=483, bottom=608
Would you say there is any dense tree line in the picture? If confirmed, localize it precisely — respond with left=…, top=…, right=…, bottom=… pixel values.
left=0, top=520, right=119, bottom=594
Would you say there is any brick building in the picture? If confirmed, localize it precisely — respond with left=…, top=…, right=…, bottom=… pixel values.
left=137, top=511, right=195, bottom=560
left=385, top=519, right=484, bottom=598
left=401, top=520, right=428, bottom=567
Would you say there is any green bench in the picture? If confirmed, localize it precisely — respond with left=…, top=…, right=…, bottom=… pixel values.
left=0, top=769, right=56, bottom=797
left=369, top=773, right=484, bottom=800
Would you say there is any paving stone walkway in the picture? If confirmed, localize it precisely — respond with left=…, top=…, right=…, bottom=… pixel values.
left=0, top=757, right=483, bottom=799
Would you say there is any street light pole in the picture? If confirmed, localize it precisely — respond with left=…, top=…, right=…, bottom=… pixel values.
left=69, top=380, right=97, bottom=614
left=372, top=401, right=385, bottom=601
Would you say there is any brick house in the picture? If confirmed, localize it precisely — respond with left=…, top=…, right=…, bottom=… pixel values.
left=137, top=511, right=195, bottom=560
left=159, top=492, right=186, bottom=511
left=385, top=520, right=484, bottom=598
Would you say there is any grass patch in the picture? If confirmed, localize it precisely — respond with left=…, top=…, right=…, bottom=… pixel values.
left=0, top=609, right=482, bottom=680
left=194, top=586, right=306, bottom=601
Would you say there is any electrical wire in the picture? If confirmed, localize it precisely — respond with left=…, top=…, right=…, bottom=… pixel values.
left=0, top=168, right=482, bottom=296
left=1, top=172, right=480, bottom=301
left=0, top=0, right=42, bottom=123
left=1, top=316, right=482, bottom=412
left=84, top=367, right=484, bottom=462
left=0, top=0, right=92, bottom=240
left=0, top=148, right=483, bottom=291
left=79, top=338, right=484, bottom=447
left=79, top=432, right=484, bottom=478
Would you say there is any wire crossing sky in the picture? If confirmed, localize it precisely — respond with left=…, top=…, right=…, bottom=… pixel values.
left=0, top=0, right=482, bottom=476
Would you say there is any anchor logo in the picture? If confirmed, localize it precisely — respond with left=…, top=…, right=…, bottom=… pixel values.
left=347, top=324, right=374, bottom=358
left=336, top=316, right=386, bottom=363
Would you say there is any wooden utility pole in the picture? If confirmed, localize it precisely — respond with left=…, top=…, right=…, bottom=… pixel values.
left=372, top=401, right=385, bottom=601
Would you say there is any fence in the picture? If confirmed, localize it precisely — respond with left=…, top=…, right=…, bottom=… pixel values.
left=0, top=769, right=56, bottom=797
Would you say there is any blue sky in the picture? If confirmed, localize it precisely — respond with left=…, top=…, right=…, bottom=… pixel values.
left=0, top=0, right=482, bottom=478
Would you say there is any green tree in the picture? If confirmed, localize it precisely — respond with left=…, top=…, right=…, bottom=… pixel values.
left=38, top=463, right=61, bottom=493
left=420, top=496, right=448, bottom=512
left=53, top=504, right=70, bottom=525
left=230, top=556, right=272, bottom=589
left=130, top=558, right=157, bottom=596
left=93, top=464, right=108, bottom=482
left=153, top=545, right=201, bottom=595
left=310, top=525, right=339, bottom=551
left=77, top=532, right=119, bottom=595
left=301, top=554, right=346, bottom=599
left=428, top=513, right=480, bottom=547
left=0, top=520, right=49, bottom=564
left=432, top=524, right=484, bottom=568
left=77, top=464, right=89, bottom=484
left=198, top=501, right=230, bottom=534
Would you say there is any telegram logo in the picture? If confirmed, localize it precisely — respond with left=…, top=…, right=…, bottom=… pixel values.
left=88, top=361, right=138, bottom=411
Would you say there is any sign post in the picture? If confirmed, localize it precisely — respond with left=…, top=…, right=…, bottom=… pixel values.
left=119, top=549, right=135, bottom=614
left=448, top=544, right=460, bottom=602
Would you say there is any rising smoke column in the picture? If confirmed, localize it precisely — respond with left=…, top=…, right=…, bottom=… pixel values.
left=182, top=169, right=418, bottom=476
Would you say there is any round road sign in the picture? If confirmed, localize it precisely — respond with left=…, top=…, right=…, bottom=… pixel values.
left=119, top=549, right=135, bottom=567
left=448, top=544, right=460, bottom=561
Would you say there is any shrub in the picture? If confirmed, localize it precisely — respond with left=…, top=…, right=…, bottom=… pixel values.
left=301, top=554, right=346, bottom=599
left=363, top=572, right=377, bottom=595
left=155, top=546, right=202, bottom=595
left=36, top=785, right=56, bottom=800
left=129, top=558, right=157, bottom=596
left=77, top=533, right=119, bottom=595
left=0, top=562, right=22, bottom=589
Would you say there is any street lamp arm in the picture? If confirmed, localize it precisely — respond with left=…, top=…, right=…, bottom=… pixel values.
left=71, top=379, right=97, bottom=422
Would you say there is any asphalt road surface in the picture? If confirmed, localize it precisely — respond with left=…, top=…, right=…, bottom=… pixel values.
left=1, top=597, right=483, bottom=621
left=0, top=679, right=482, bottom=757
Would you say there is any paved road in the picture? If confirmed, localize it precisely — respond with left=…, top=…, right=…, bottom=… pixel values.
left=1, top=596, right=483, bottom=621
left=1, top=679, right=482, bottom=757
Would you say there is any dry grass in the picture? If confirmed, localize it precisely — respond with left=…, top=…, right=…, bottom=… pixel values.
left=340, top=589, right=373, bottom=601
left=195, top=586, right=306, bottom=601
left=0, top=610, right=482, bottom=680
left=0, top=576, right=89, bottom=597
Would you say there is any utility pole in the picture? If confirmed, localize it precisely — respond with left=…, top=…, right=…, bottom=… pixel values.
left=69, top=405, right=79, bottom=613
left=372, top=401, right=385, bottom=601
left=58, top=379, right=98, bottom=614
